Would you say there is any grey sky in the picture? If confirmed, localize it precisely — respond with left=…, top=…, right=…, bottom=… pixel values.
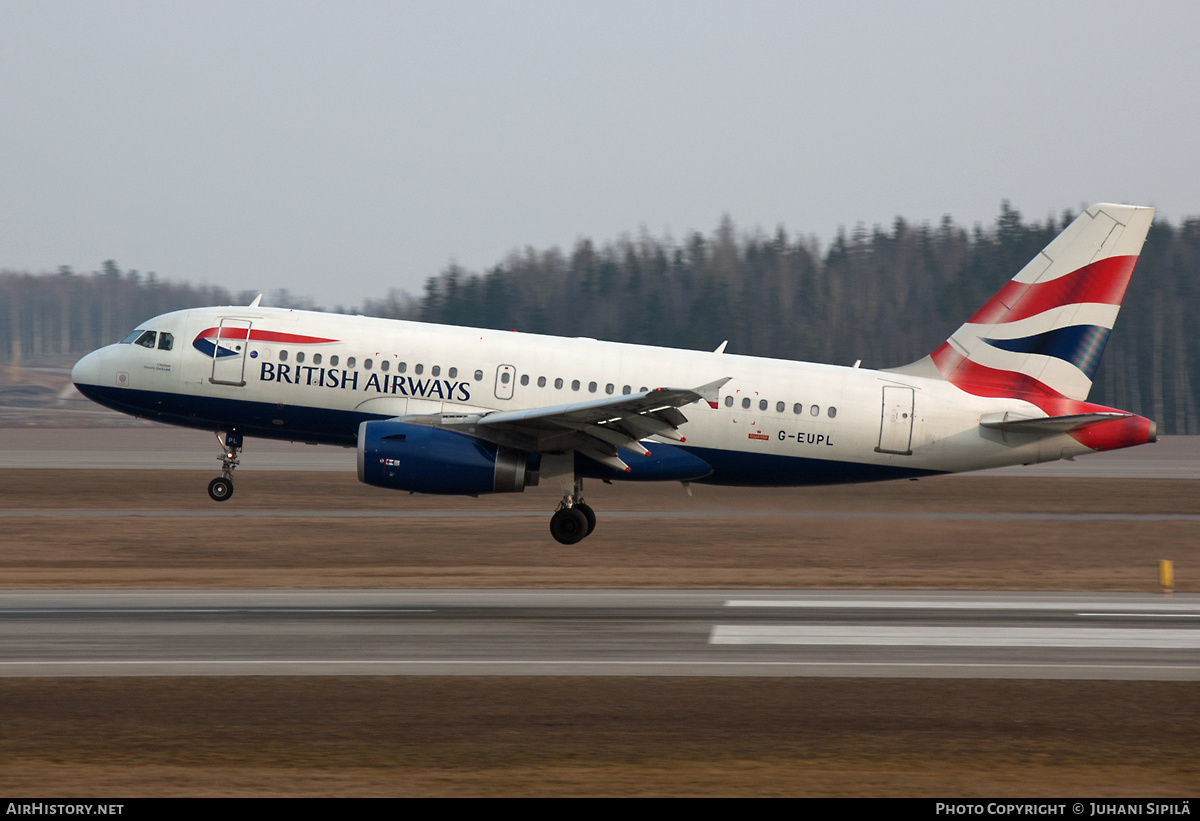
left=3, top=1, right=1197, bottom=309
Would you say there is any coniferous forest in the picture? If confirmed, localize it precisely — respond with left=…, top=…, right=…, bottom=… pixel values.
left=3, top=204, right=1199, bottom=432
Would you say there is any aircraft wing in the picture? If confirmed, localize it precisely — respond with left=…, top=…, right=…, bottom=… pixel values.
left=406, top=377, right=730, bottom=472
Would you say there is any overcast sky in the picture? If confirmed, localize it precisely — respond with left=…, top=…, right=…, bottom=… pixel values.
left=3, top=1, right=1197, bottom=309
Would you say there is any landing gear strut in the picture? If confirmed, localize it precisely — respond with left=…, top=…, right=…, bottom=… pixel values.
left=208, top=430, right=242, bottom=502
left=550, top=478, right=596, bottom=545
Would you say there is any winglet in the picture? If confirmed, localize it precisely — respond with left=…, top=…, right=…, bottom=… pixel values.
left=249, top=294, right=263, bottom=308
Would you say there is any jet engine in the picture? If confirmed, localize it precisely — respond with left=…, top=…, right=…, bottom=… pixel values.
left=357, top=420, right=537, bottom=494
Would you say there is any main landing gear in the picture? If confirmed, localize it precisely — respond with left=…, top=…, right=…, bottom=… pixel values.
left=208, top=430, right=242, bottom=502
left=550, top=478, right=596, bottom=545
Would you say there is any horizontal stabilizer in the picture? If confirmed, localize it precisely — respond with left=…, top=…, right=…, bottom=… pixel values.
left=979, top=411, right=1131, bottom=434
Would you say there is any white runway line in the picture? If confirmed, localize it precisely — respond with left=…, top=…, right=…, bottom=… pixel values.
left=709, top=626, right=1200, bottom=648
left=725, top=599, right=1200, bottom=613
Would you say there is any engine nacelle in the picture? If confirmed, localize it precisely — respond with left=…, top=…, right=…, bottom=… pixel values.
left=357, top=420, right=537, bottom=495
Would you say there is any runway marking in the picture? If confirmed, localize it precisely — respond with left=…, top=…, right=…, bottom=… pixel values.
left=725, top=599, right=1200, bottom=613
left=709, top=626, right=1200, bottom=648
left=1076, top=612, right=1200, bottom=618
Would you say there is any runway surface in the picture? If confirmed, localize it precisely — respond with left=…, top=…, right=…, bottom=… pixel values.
left=3, top=589, right=1198, bottom=680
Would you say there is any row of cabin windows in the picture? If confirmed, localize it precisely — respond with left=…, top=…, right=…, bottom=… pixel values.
left=509, top=374, right=836, bottom=417
left=277, top=349, right=461, bottom=380
left=273, top=349, right=834, bottom=416
left=520, top=374, right=647, bottom=395
left=724, top=395, right=837, bottom=418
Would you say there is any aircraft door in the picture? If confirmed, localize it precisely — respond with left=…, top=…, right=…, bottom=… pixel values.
left=208, top=318, right=252, bottom=387
left=875, top=385, right=914, bottom=455
left=494, top=364, right=516, bottom=400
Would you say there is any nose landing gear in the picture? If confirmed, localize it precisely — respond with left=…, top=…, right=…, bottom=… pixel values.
left=208, top=430, right=242, bottom=502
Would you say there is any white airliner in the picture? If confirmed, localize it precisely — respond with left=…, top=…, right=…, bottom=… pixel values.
left=72, top=203, right=1157, bottom=543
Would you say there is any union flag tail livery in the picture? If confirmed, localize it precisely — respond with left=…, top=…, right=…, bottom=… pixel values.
left=72, top=202, right=1158, bottom=544
left=902, top=203, right=1154, bottom=403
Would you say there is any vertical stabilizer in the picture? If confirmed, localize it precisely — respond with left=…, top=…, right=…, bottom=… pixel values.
left=891, top=203, right=1155, bottom=401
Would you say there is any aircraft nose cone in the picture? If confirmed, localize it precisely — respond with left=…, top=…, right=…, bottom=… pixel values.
left=71, top=349, right=102, bottom=387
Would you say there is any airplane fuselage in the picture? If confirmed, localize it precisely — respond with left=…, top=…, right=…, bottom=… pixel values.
left=72, top=304, right=1124, bottom=487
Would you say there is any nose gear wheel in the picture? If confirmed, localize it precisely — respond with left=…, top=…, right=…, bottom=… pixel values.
left=208, top=430, right=242, bottom=503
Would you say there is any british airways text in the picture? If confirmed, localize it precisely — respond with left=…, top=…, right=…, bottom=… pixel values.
left=258, top=363, right=472, bottom=401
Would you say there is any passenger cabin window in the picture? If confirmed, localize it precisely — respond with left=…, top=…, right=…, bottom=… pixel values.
left=380, top=360, right=389, bottom=372
left=606, top=383, right=614, bottom=395
left=296, top=352, right=305, bottom=363
left=501, top=372, right=511, bottom=384
left=431, top=365, right=440, bottom=377
left=474, top=370, right=483, bottom=381
left=828, top=407, right=838, bottom=418
left=415, top=364, right=424, bottom=375
left=364, top=359, right=373, bottom=370
left=279, top=350, right=289, bottom=362
left=810, top=405, right=819, bottom=416
left=571, top=380, right=580, bottom=391
left=398, top=362, right=407, bottom=373
left=588, top=381, right=597, bottom=393
left=555, top=378, right=564, bottom=389
left=725, top=396, right=734, bottom=407
left=347, top=357, right=356, bottom=368
left=537, top=376, right=546, bottom=388
left=759, top=399, right=768, bottom=411
left=741, top=397, right=751, bottom=409
left=623, top=385, right=631, bottom=395
left=158, top=333, right=173, bottom=351
left=776, top=401, right=784, bottom=413
left=329, top=355, right=339, bottom=367
left=793, top=403, right=802, bottom=414
left=449, top=367, right=457, bottom=379
left=313, top=353, right=322, bottom=365
left=520, top=374, right=529, bottom=386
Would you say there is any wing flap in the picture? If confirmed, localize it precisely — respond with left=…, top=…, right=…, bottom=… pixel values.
left=419, top=377, right=730, bottom=455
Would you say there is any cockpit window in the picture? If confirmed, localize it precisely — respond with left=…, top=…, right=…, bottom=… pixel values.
left=120, top=330, right=146, bottom=344
left=158, top=333, right=173, bottom=351
left=133, top=331, right=157, bottom=349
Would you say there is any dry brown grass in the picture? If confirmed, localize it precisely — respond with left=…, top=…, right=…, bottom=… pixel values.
left=1, top=677, right=1197, bottom=797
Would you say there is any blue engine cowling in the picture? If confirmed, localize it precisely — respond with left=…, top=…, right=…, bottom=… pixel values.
left=357, top=420, right=537, bottom=494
